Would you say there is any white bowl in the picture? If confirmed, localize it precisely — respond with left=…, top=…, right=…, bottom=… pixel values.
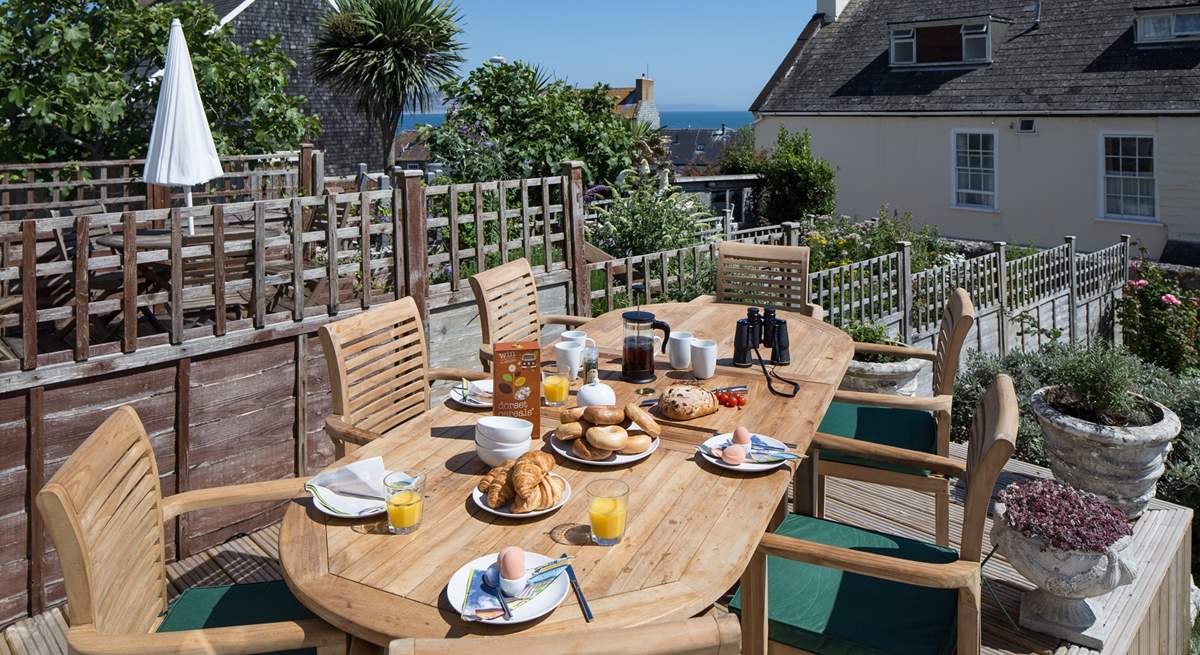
left=475, top=431, right=526, bottom=451
left=476, top=416, right=534, bottom=445
left=476, top=438, right=531, bottom=467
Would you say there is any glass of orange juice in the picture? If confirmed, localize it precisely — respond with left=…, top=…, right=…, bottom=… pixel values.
left=384, top=472, right=425, bottom=535
left=543, top=371, right=570, bottom=406
left=587, top=479, right=629, bottom=546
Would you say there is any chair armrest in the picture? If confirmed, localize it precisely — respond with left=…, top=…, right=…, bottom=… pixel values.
left=539, top=313, right=590, bottom=327
left=805, top=303, right=826, bottom=321
left=162, top=477, right=310, bottom=522
left=813, top=432, right=966, bottom=478
left=758, top=532, right=980, bottom=590
left=67, top=619, right=344, bottom=655
left=833, top=389, right=953, bottom=413
left=688, top=294, right=717, bottom=305
left=853, top=342, right=937, bottom=362
left=479, top=343, right=493, bottom=364
left=428, top=367, right=489, bottom=382
left=325, top=414, right=383, bottom=447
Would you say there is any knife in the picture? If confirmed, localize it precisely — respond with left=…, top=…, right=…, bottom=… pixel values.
left=560, top=554, right=593, bottom=622
left=481, top=579, right=512, bottom=620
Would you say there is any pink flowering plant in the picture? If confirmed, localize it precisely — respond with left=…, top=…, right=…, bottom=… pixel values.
left=1119, top=263, right=1199, bottom=374
left=998, top=478, right=1131, bottom=553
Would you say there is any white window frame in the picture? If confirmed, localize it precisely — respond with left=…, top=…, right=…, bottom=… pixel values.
left=1098, top=132, right=1159, bottom=223
left=891, top=28, right=916, bottom=65
left=1174, top=11, right=1200, bottom=35
left=1136, top=11, right=1200, bottom=42
left=961, top=23, right=992, bottom=62
left=950, top=128, right=999, bottom=211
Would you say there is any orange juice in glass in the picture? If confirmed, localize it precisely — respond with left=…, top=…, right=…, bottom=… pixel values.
left=385, top=472, right=425, bottom=535
left=543, top=372, right=570, bottom=406
left=587, top=479, right=629, bottom=546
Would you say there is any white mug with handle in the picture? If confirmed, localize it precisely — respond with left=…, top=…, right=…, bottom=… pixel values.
left=667, top=331, right=694, bottom=369
left=560, top=330, right=596, bottom=350
left=690, top=339, right=718, bottom=380
left=554, top=341, right=584, bottom=381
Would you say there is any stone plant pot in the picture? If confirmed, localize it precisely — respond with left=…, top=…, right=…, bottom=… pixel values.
left=991, top=504, right=1134, bottom=649
left=1031, top=386, right=1181, bottom=518
left=839, top=349, right=924, bottom=396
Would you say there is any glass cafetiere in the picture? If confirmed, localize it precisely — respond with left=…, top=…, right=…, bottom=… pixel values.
left=620, top=310, right=670, bottom=383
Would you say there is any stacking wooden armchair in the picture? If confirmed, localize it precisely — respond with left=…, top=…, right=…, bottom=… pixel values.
left=388, top=614, right=741, bottom=654
left=735, top=374, right=1018, bottom=655
left=320, top=296, right=488, bottom=457
left=36, top=405, right=347, bottom=655
left=468, top=258, right=588, bottom=369
left=694, top=241, right=824, bottom=319
left=813, top=287, right=976, bottom=546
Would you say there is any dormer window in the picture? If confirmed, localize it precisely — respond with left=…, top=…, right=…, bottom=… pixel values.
left=889, top=16, right=1006, bottom=66
left=961, top=23, right=990, bottom=61
left=891, top=28, right=916, bottom=64
left=1137, top=10, right=1200, bottom=42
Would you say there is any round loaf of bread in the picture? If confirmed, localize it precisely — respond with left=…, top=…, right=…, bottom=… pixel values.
left=571, top=438, right=613, bottom=461
left=585, top=424, right=628, bottom=451
left=582, top=405, right=625, bottom=426
left=623, top=403, right=662, bottom=438
left=658, top=385, right=719, bottom=421
left=619, top=433, right=653, bottom=455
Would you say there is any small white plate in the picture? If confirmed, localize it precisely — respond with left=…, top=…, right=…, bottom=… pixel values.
left=699, top=433, right=789, bottom=472
left=308, top=491, right=386, bottom=519
left=549, top=423, right=659, bottom=467
left=446, top=552, right=570, bottom=624
left=471, top=473, right=571, bottom=518
left=448, top=383, right=492, bottom=408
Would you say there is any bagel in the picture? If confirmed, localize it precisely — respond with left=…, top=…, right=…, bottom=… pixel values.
left=623, top=403, right=662, bottom=438
left=619, top=433, right=653, bottom=455
left=585, top=424, right=629, bottom=451
left=571, top=438, right=613, bottom=461
left=555, top=421, right=588, bottom=441
left=559, top=406, right=587, bottom=423
left=582, top=405, right=625, bottom=426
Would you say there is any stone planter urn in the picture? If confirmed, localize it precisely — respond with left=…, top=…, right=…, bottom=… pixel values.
left=838, top=347, right=924, bottom=396
left=991, top=503, right=1134, bottom=649
left=1031, top=386, right=1181, bottom=518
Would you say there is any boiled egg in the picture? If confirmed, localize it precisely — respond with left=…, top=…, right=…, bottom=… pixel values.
left=732, top=426, right=752, bottom=445
left=498, top=546, right=525, bottom=580
left=721, top=444, right=747, bottom=466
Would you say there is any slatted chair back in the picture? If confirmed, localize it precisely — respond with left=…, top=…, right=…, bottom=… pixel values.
left=959, top=374, right=1018, bottom=562
left=319, top=296, right=432, bottom=437
left=932, top=288, right=976, bottom=397
left=180, top=231, right=256, bottom=291
left=35, top=406, right=168, bottom=636
left=716, top=241, right=813, bottom=311
left=389, top=613, right=741, bottom=655
left=469, top=258, right=542, bottom=348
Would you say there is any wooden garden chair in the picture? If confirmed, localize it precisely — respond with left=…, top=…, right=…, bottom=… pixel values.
left=811, top=287, right=975, bottom=546
left=735, top=374, right=1018, bottom=655
left=693, top=241, right=824, bottom=319
left=35, top=405, right=347, bottom=655
left=468, top=257, right=589, bottom=369
left=320, top=296, right=488, bottom=457
left=388, top=613, right=741, bottom=654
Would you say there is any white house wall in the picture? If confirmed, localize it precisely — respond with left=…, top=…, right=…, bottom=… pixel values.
left=754, top=114, right=1200, bottom=255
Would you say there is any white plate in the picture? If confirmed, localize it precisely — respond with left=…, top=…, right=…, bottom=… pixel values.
left=448, top=384, right=492, bottom=408
left=446, top=552, right=570, bottom=624
left=699, top=433, right=789, bottom=472
left=548, top=423, right=659, bottom=467
left=309, top=491, right=386, bottom=519
left=471, top=473, right=571, bottom=518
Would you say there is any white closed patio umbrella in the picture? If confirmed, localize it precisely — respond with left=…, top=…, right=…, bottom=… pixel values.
left=143, top=18, right=223, bottom=234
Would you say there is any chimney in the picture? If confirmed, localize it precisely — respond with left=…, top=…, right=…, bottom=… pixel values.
left=817, top=0, right=849, bottom=23
left=635, top=76, right=655, bottom=103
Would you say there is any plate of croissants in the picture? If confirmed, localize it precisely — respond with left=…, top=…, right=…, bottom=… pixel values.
left=549, top=403, right=662, bottom=466
left=473, top=451, right=571, bottom=518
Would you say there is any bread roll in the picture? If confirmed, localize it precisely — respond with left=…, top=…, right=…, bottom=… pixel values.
left=559, top=406, right=587, bottom=423
left=582, top=405, right=625, bottom=426
left=571, top=438, right=613, bottom=461
left=623, top=403, right=662, bottom=438
left=586, top=424, right=628, bottom=451
left=658, top=385, right=719, bottom=420
left=619, top=433, right=653, bottom=455
left=556, top=421, right=587, bottom=441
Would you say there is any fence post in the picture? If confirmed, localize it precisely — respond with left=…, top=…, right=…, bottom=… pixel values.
left=897, top=240, right=912, bottom=344
left=722, top=208, right=734, bottom=240
left=299, top=143, right=314, bottom=195
left=1120, top=233, right=1132, bottom=280
left=561, top=160, right=589, bottom=317
left=994, top=241, right=1009, bottom=354
left=782, top=222, right=800, bottom=247
left=356, top=163, right=369, bottom=192
left=312, top=150, right=325, bottom=193
left=400, top=169, right=428, bottom=318
left=1065, top=235, right=1078, bottom=344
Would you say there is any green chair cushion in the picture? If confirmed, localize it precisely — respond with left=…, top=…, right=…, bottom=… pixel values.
left=730, top=514, right=960, bottom=655
left=157, top=580, right=317, bottom=655
left=818, top=401, right=937, bottom=476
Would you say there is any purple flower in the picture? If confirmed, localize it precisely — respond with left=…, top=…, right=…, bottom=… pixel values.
left=456, top=125, right=469, bottom=136
left=473, top=119, right=481, bottom=128
left=482, top=141, right=495, bottom=149
left=441, top=263, right=453, bottom=277
left=998, top=479, right=1131, bottom=553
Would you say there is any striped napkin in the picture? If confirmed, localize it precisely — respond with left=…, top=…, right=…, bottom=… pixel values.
left=305, top=457, right=409, bottom=516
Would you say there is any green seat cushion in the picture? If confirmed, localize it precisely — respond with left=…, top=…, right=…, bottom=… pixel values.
left=730, top=514, right=960, bottom=655
left=818, top=401, right=937, bottom=476
left=158, top=580, right=317, bottom=655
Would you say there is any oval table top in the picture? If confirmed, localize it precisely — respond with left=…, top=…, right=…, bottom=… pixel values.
left=280, top=302, right=853, bottom=646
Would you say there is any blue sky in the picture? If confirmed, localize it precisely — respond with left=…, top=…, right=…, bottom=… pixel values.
left=449, top=1, right=817, bottom=110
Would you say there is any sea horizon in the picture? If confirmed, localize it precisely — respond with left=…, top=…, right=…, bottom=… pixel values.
left=399, top=110, right=752, bottom=132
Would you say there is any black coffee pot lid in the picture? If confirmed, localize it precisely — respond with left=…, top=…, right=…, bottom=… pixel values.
left=622, top=310, right=655, bottom=324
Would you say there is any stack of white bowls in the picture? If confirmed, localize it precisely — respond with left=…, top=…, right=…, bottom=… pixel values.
left=475, top=416, right=533, bottom=466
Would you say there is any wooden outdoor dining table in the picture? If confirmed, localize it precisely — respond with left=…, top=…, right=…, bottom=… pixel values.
left=279, top=302, right=854, bottom=649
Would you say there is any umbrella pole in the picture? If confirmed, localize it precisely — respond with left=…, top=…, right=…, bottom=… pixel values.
left=184, top=187, right=195, bottom=234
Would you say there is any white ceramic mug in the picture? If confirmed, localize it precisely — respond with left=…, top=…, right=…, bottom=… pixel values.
left=690, top=339, right=718, bottom=380
left=560, top=330, right=596, bottom=350
left=554, top=341, right=584, bottom=380
left=667, top=331, right=694, bottom=369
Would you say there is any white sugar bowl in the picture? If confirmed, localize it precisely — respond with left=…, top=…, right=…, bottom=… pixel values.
left=577, top=380, right=617, bottom=406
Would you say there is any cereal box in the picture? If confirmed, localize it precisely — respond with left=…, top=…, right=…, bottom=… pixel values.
left=492, top=341, right=541, bottom=439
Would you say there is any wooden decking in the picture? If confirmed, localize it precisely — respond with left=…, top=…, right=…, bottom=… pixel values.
left=1, top=448, right=1191, bottom=655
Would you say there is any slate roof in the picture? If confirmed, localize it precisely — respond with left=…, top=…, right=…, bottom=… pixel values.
left=754, top=0, right=1200, bottom=114
left=666, top=128, right=734, bottom=173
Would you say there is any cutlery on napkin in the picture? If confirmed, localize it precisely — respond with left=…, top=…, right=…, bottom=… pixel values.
left=304, top=457, right=408, bottom=516
left=460, top=378, right=494, bottom=402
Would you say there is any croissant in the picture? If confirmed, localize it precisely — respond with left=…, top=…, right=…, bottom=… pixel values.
left=510, top=451, right=555, bottom=497
left=479, top=461, right=516, bottom=508
left=511, top=474, right=565, bottom=513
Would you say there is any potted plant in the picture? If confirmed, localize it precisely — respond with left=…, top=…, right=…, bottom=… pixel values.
left=991, top=479, right=1134, bottom=648
left=1031, top=345, right=1181, bottom=517
left=839, top=322, right=924, bottom=396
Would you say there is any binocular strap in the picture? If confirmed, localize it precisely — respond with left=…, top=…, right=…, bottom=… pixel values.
left=752, top=347, right=801, bottom=398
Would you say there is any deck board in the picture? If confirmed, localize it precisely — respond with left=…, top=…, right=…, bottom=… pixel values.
left=2, top=446, right=1191, bottom=654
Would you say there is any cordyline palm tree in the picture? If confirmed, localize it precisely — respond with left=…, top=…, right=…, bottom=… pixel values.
left=313, top=0, right=463, bottom=169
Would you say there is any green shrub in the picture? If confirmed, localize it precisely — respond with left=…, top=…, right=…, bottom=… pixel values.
left=1046, top=344, right=1147, bottom=425
left=748, top=127, right=837, bottom=226
left=587, top=163, right=707, bottom=258
left=844, top=322, right=905, bottom=363
left=1120, top=262, right=1200, bottom=375
left=801, top=206, right=955, bottom=273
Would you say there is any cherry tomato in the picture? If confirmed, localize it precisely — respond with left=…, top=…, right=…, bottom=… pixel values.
left=736, top=395, right=748, bottom=407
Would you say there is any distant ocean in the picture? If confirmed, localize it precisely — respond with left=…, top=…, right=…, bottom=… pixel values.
left=400, top=110, right=752, bottom=131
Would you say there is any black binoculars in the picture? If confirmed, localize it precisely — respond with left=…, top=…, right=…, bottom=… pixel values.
left=732, top=306, right=790, bottom=367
